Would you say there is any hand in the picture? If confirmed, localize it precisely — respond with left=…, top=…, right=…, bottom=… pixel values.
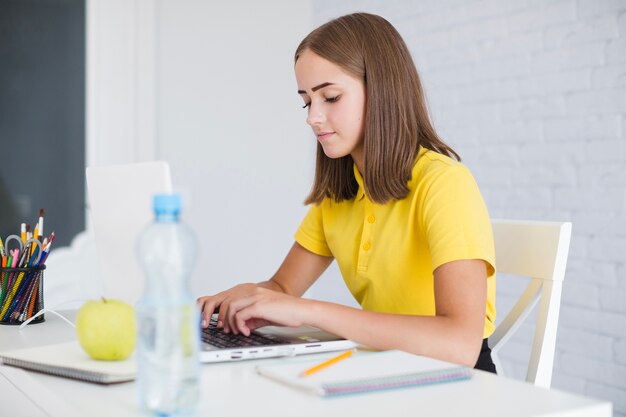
left=197, top=283, right=266, bottom=331
left=226, top=287, right=310, bottom=336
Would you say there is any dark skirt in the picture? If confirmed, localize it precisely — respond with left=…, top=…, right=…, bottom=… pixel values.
left=474, top=338, right=497, bottom=374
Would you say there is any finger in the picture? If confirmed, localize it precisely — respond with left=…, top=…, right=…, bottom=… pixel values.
left=213, top=304, right=224, bottom=328
left=201, top=301, right=216, bottom=328
left=227, top=296, right=256, bottom=335
left=227, top=299, right=241, bottom=335
left=198, top=295, right=224, bottom=328
left=234, top=303, right=256, bottom=324
left=234, top=302, right=266, bottom=336
left=196, top=297, right=210, bottom=328
left=219, top=299, right=231, bottom=333
left=235, top=312, right=251, bottom=337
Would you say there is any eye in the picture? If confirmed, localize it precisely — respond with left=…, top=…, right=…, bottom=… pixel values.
left=302, top=102, right=311, bottom=109
left=325, top=96, right=340, bottom=103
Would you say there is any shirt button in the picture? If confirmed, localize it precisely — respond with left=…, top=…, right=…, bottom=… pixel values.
left=367, top=215, right=375, bottom=224
left=363, top=242, right=372, bottom=251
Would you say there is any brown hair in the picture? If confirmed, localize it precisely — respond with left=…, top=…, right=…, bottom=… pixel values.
left=296, top=13, right=460, bottom=205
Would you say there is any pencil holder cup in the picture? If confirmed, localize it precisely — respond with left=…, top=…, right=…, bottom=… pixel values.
left=0, top=265, right=45, bottom=325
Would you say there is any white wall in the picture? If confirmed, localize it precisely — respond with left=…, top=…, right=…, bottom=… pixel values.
left=154, top=0, right=357, bottom=307
left=312, top=1, right=626, bottom=415
left=50, top=0, right=358, bottom=310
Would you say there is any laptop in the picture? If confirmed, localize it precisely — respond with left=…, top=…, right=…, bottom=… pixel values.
left=86, top=161, right=356, bottom=363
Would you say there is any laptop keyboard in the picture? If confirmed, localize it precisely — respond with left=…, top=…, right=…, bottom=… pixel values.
left=201, top=316, right=286, bottom=349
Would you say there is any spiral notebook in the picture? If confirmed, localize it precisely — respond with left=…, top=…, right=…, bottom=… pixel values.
left=0, top=341, right=136, bottom=384
left=256, top=350, right=472, bottom=397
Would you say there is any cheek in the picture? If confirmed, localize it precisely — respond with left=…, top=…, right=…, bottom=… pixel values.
left=355, top=114, right=365, bottom=133
left=337, top=103, right=362, bottom=128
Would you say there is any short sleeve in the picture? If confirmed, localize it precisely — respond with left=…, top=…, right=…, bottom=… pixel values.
left=294, top=203, right=333, bottom=257
left=420, top=164, right=496, bottom=278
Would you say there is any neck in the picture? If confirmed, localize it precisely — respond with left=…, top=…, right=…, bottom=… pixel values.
left=351, top=149, right=364, bottom=176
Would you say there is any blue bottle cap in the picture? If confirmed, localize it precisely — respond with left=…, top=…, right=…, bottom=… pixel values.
left=153, top=193, right=182, bottom=215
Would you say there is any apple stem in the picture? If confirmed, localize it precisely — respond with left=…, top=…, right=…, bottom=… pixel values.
left=101, top=297, right=107, bottom=303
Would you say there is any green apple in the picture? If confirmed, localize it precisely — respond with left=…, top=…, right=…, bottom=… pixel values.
left=76, top=297, right=136, bottom=361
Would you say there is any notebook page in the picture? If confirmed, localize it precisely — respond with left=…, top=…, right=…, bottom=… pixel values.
left=256, top=350, right=471, bottom=396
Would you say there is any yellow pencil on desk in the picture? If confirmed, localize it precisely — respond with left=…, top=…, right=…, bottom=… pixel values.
left=300, top=350, right=353, bottom=377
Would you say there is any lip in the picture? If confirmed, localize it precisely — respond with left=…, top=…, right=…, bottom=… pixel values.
left=316, top=132, right=335, bottom=141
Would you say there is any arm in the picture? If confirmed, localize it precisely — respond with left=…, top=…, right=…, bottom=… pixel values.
left=231, top=258, right=487, bottom=367
left=267, top=241, right=334, bottom=296
left=197, top=242, right=333, bottom=330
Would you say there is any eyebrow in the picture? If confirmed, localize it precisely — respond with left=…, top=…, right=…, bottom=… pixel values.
left=297, top=82, right=335, bottom=94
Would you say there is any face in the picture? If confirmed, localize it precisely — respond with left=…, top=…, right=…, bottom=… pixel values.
left=295, top=50, right=366, bottom=163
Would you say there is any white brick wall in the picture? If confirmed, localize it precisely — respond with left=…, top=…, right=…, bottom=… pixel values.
left=312, top=1, right=626, bottom=414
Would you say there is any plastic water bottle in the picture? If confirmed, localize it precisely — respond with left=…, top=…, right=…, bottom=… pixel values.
left=136, top=193, right=200, bottom=416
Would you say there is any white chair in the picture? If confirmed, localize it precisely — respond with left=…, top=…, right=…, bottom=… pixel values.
left=489, top=219, right=572, bottom=389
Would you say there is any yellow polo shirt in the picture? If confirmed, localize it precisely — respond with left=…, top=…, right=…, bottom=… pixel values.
left=295, top=147, right=496, bottom=338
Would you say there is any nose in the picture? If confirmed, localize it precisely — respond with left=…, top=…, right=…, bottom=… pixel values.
left=306, top=109, right=325, bottom=126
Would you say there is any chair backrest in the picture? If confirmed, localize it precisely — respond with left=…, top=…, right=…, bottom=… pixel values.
left=489, top=219, right=572, bottom=389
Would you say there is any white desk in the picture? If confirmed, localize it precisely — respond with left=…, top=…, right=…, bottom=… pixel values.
left=0, top=311, right=612, bottom=417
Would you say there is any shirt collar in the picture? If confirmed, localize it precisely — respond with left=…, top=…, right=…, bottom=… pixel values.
left=353, top=146, right=427, bottom=202
left=353, top=163, right=366, bottom=201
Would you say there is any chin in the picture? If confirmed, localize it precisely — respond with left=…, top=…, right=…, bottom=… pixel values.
left=321, top=146, right=349, bottom=160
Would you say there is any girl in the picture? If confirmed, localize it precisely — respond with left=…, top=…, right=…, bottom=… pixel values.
left=197, top=13, right=497, bottom=372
